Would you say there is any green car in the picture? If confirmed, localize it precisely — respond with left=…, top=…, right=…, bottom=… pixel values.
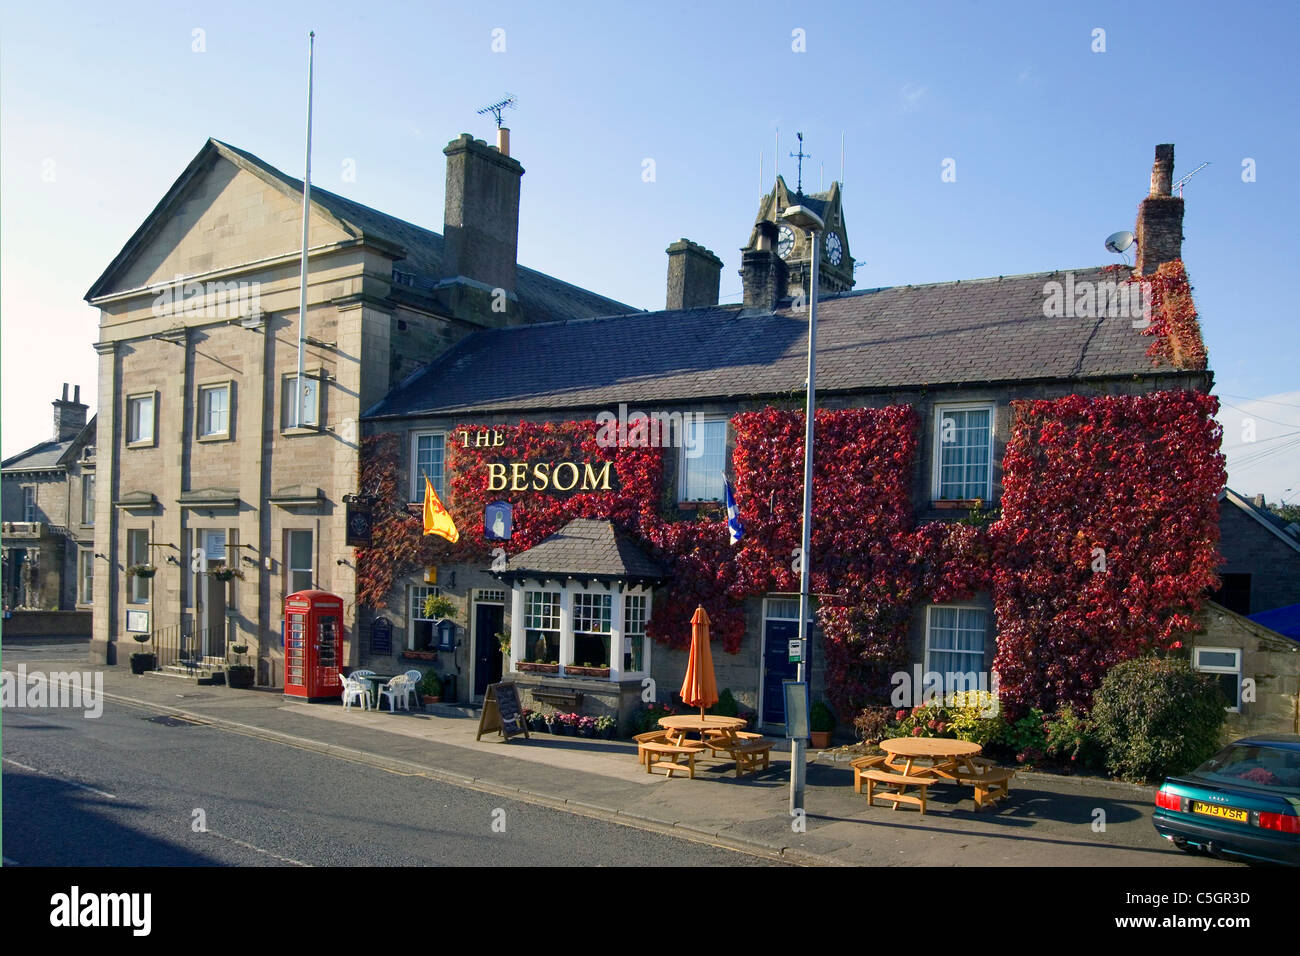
left=1153, top=734, right=1300, bottom=866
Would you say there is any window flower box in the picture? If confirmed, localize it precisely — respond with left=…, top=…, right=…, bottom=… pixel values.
left=401, top=650, right=439, bottom=662
left=565, top=665, right=610, bottom=679
left=518, top=661, right=559, bottom=674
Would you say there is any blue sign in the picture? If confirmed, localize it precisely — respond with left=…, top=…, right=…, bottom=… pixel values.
left=371, top=617, right=392, bottom=655
left=485, top=501, right=513, bottom=540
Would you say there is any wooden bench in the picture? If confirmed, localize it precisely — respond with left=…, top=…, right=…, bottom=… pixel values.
left=850, top=754, right=887, bottom=793
left=860, top=769, right=936, bottom=815
left=704, top=738, right=774, bottom=777
left=641, top=742, right=706, bottom=779
left=633, top=730, right=671, bottom=766
left=953, top=767, right=1015, bottom=810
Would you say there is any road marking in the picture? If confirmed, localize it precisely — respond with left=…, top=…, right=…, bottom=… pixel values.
left=205, top=828, right=310, bottom=867
left=2, top=758, right=117, bottom=799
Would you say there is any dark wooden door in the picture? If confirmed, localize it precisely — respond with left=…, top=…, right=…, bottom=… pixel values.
left=474, top=603, right=505, bottom=697
left=762, top=618, right=799, bottom=726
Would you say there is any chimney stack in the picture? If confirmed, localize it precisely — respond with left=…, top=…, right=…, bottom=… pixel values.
left=666, top=239, right=723, bottom=310
left=740, top=221, right=788, bottom=311
left=52, top=383, right=88, bottom=442
left=1135, top=144, right=1184, bottom=275
left=442, top=133, right=524, bottom=295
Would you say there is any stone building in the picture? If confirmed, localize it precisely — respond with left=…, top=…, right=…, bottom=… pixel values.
left=1, top=385, right=96, bottom=630
left=1213, top=488, right=1300, bottom=616
left=357, top=145, right=1217, bottom=731
left=83, top=131, right=634, bottom=677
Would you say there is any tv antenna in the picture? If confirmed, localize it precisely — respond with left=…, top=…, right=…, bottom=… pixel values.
left=1172, top=161, right=1210, bottom=197
left=476, top=95, right=517, bottom=129
left=790, top=132, right=810, bottom=198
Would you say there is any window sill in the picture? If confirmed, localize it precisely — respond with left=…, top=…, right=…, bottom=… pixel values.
left=281, top=427, right=321, bottom=438
left=126, top=440, right=156, bottom=450
left=930, top=499, right=985, bottom=510
left=197, top=432, right=231, bottom=443
left=677, top=500, right=724, bottom=510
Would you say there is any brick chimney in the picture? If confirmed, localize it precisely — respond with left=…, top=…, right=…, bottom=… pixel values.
left=1135, top=144, right=1184, bottom=275
left=740, top=221, right=788, bottom=311
left=442, top=133, right=524, bottom=295
left=52, top=383, right=87, bottom=442
left=666, top=239, right=723, bottom=310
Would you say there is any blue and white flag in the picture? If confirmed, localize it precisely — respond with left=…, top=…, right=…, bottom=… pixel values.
left=723, top=477, right=744, bottom=545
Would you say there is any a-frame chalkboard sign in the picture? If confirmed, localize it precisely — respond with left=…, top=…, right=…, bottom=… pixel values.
left=476, top=682, right=529, bottom=742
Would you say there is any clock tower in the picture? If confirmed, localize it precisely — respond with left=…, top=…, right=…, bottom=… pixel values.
left=741, top=175, right=855, bottom=297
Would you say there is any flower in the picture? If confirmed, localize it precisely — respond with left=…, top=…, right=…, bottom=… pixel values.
left=895, top=709, right=906, bottom=720
left=911, top=727, right=923, bottom=736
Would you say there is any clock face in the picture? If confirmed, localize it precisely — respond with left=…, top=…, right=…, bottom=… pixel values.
left=825, top=232, right=843, bottom=266
left=777, top=225, right=795, bottom=260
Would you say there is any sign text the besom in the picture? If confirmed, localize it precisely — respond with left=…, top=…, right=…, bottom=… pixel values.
left=459, top=429, right=615, bottom=493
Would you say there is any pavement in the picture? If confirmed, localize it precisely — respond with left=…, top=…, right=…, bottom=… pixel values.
left=1, top=638, right=1237, bottom=867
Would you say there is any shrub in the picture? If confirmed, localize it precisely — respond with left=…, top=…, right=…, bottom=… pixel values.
left=632, top=702, right=675, bottom=734
left=1044, top=703, right=1104, bottom=769
left=1090, top=656, right=1227, bottom=782
left=710, top=689, right=739, bottom=718
left=853, top=706, right=892, bottom=743
left=810, top=701, right=836, bottom=733
left=998, top=708, right=1048, bottom=764
left=884, top=692, right=1006, bottom=746
left=419, top=670, right=442, bottom=698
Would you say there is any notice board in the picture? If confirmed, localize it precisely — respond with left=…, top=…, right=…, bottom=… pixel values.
left=476, top=682, right=529, bottom=743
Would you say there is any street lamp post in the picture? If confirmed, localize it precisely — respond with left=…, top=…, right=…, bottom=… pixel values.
left=779, top=203, right=824, bottom=815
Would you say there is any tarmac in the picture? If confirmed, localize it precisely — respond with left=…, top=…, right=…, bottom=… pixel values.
left=2, top=642, right=1218, bottom=868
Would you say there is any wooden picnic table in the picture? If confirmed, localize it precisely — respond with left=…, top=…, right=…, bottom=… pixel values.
left=879, top=737, right=982, bottom=777
left=862, top=738, right=1014, bottom=812
left=657, top=715, right=772, bottom=777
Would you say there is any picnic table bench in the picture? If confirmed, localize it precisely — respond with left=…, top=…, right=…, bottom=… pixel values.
left=859, top=768, right=937, bottom=814
left=641, top=741, right=707, bottom=778
left=702, top=736, right=774, bottom=777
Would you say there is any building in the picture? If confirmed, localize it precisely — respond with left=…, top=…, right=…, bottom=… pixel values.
left=83, top=131, right=635, bottom=677
left=1, top=385, right=96, bottom=633
left=356, top=145, right=1221, bottom=730
left=1213, top=488, right=1300, bottom=615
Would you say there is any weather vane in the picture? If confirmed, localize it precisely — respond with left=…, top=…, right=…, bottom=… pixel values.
left=790, top=132, right=810, bottom=198
left=476, top=95, right=517, bottom=129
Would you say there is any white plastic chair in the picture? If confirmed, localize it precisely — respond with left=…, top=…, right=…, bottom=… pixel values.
left=402, top=669, right=423, bottom=709
left=340, top=672, right=370, bottom=711
left=377, top=675, right=409, bottom=712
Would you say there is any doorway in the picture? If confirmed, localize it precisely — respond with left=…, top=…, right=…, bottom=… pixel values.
left=759, top=596, right=811, bottom=729
left=196, top=529, right=228, bottom=659
left=473, top=593, right=505, bottom=698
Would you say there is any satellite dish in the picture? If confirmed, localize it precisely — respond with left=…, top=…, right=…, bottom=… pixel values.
left=1105, top=231, right=1135, bottom=254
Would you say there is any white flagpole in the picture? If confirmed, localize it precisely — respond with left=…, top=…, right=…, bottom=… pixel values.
left=295, top=30, right=315, bottom=427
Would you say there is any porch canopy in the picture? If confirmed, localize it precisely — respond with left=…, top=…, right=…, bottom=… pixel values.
left=492, top=518, right=666, bottom=681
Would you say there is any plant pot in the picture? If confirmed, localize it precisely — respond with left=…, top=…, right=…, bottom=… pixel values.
left=130, top=653, right=156, bottom=675
left=227, top=665, right=255, bottom=689
left=810, top=731, right=831, bottom=749
left=518, top=661, right=559, bottom=674
left=601, top=726, right=616, bottom=740
left=565, top=666, right=610, bottom=679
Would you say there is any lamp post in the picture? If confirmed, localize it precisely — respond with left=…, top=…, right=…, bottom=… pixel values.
left=779, top=202, right=824, bottom=815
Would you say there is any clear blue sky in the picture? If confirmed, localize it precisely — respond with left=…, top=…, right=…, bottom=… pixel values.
left=3, top=0, right=1297, bottom=498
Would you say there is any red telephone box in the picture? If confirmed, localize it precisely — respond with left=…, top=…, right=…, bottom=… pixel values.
left=283, top=590, right=343, bottom=701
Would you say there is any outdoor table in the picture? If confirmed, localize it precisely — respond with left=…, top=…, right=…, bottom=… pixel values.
left=358, top=673, right=398, bottom=710
left=657, top=715, right=748, bottom=747
left=878, top=737, right=983, bottom=778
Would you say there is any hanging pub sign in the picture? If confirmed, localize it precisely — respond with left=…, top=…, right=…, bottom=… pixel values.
left=457, top=428, right=617, bottom=495
left=346, top=503, right=373, bottom=547
left=485, top=501, right=513, bottom=540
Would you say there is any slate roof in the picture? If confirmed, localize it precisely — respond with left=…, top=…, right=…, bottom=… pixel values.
left=2, top=439, right=75, bottom=472
left=368, top=265, right=1185, bottom=419
left=1221, top=488, right=1300, bottom=553
left=496, top=519, right=666, bottom=583
left=87, top=139, right=638, bottom=326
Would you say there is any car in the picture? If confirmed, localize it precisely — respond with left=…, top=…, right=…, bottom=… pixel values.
left=1153, top=734, right=1300, bottom=866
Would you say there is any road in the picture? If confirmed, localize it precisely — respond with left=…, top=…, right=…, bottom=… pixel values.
left=2, top=697, right=775, bottom=867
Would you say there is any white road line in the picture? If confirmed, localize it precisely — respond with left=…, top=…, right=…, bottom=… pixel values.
left=205, top=828, right=311, bottom=867
left=1, top=758, right=118, bottom=799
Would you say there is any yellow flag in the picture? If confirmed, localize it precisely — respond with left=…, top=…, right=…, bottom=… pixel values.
left=422, top=476, right=459, bottom=543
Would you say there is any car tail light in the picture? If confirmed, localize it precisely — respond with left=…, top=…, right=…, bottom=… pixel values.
left=1258, top=812, right=1300, bottom=834
left=1155, top=789, right=1181, bottom=811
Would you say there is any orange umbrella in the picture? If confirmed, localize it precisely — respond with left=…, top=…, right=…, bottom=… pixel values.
left=680, top=605, right=719, bottom=718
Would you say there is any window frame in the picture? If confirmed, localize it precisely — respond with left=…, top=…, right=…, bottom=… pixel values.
left=126, top=391, right=158, bottom=447
left=127, top=528, right=150, bottom=604
left=409, top=584, right=443, bottom=651
left=522, top=589, right=562, bottom=664
left=569, top=591, right=613, bottom=668
left=923, top=604, right=988, bottom=695
left=81, top=472, right=95, bottom=526
left=622, top=591, right=652, bottom=677
left=22, top=486, right=36, bottom=523
left=78, top=547, right=94, bottom=606
left=678, top=416, right=729, bottom=504
left=931, top=402, right=995, bottom=503
left=1193, top=646, right=1242, bottom=712
left=281, top=370, right=322, bottom=432
left=285, top=528, right=314, bottom=595
left=197, top=381, right=233, bottom=441
left=409, top=430, right=447, bottom=502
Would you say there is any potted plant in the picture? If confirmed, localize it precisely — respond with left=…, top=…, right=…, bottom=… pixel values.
left=810, top=701, right=836, bottom=748
left=419, top=669, right=443, bottom=704
left=577, top=715, right=598, bottom=738
left=209, top=565, right=245, bottom=583
left=518, top=660, right=559, bottom=674
left=130, top=633, right=156, bottom=674
left=226, top=643, right=254, bottom=688
left=127, top=564, right=156, bottom=579
left=422, top=594, right=457, bottom=621
left=496, top=630, right=511, bottom=658
left=594, top=715, right=616, bottom=740
left=542, top=712, right=560, bottom=734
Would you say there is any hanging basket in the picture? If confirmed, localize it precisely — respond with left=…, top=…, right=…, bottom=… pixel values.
left=127, top=565, right=157, bottom=579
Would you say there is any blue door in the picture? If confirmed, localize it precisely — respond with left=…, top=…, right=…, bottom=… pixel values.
left=762, top=619, right=800, bottom=726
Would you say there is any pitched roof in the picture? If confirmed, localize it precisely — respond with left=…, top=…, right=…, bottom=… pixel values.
left=2, top=439, right=75, bottom=473
left=367, top=264, right=1187, bottom=419
left=86, top=139, right=638, bottom=325
left=1220, top=488, right=1300, bottom=555
left=495, top=519, right=666, bottom=583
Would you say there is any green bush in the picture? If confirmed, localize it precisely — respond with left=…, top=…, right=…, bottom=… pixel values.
left=1044, top=703, right=1105, bottom=769
left=710, top=689, right=739, bottom=718
left=885, top=691, right=1006, bottom=746
left=1090, top=656, right=1227, bottom=783
left=998, top=708, right=1048, bottom=764
left=419, top=670, right=443, bottom=698
left=810, top=701, right=836, bottom=733
left=632, top=702, right=675, bottom=734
